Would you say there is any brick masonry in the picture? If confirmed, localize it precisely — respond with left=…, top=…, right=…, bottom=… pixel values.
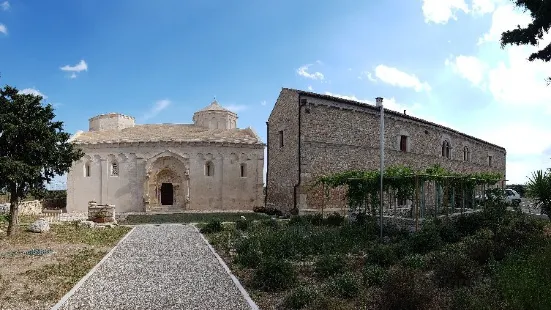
left=266, top=88, right=506, bottom=213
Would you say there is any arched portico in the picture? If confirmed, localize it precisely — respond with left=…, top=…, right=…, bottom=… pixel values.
left=143, top=151, right=190, bottom=211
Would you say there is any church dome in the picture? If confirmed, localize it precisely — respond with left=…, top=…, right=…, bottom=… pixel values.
left=193, top=99, right=238, bottom=130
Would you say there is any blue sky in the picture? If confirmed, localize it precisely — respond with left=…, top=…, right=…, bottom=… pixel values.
left=1, top=0, right=550, bottom=188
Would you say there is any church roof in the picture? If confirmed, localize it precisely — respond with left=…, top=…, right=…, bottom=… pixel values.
left=72, top=124, right=263, bottom=146
left=195, top=100, right=235, bottom=113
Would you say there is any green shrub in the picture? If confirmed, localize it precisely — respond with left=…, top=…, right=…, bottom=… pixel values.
left=282, top=286, right=318, bottom=309
left=314, top=254, right=345, bottom=278
left=408, top=224, right=443, bottom=254
left=252, top=257, right=297, bottom=291
left=327, top=272, right=360, bottom=299
left=379, top=267, right=435, bottom=310
left=289, top=215, right=310, bottom=226
left=235, top=218, right=249, bottom=231
left=366, top=243, right=399, bottom=267
left=259, top=218, right=279, bottom=229
left=308, top=213, right=324, bottom=226
left=495, top=243, right=551, bottom=309
left=200, top=218, right=223, bottom=234
left=432, top=245, right=481, bottom=288
left=462, top=229, right=495, bottom=265
left=234, top=238, right=261, bottom=268
left=324, top=212, right=344, bottom=226
left=0, top=214, right=9, bottom=223
left=400, top=253, right=427, bottom=270
left=362, top=264, right=386, bottom=286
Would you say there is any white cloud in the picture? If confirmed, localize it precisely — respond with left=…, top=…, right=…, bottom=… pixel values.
left=374, top=65, right=431, bottom=92
left=477, top=4, right=531, bottom=44
left=0, top=24, right=7, bottom=35
left=60, top=60, right=88, bottom=78
left=358, top=71, right=377, bottom=82
left=260, top=100, right=267, bottom=106
left=224, top=104, right=247, bottom=112
left=445, top=55, right=488, bottom=86
left=307, top=85, right=313, bottom=91
left=19, top=88, right=48, bottom=99
left=422, top=0, right=469, bottom=24
left=143, top=99, right=171, bottom=120
left=323, top=92, right=424, bottom=116
left=471, top=0, right=500, bottom=15
left=1, top=1, right=9, bottom=11
left=296, top=64, right=324, bottom=80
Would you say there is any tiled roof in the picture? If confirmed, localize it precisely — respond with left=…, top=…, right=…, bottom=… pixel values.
left=284, top=88, right=506, bottom=152
left=195, top=100, right=234, bottom=113
left=72, top=124, right=263, bottom=145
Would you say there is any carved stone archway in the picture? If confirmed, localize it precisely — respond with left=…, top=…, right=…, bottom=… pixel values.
left=144, top=153, right=190, bottom=211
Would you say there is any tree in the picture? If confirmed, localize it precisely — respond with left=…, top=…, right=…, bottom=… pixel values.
left=500, top=0, right=551, bottom=83
left=0, top=85, right=84, bottom=236
left=526, top=167, right=551, bottom=218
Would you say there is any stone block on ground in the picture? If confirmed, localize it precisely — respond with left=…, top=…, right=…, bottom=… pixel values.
left=79, top=220, right=96, bottom=228
left=28, top=218, right=50, bottom=233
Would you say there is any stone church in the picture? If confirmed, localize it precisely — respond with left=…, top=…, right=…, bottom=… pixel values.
left=265, top=88, right=507, bottom=213
left=66, top=100, right=265, bottom=214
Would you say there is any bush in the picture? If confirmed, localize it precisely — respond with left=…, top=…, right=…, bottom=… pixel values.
left=362, top=264, right=386, bottom=286
left=324, top=212, right=344, bottom=226
left=289, top=215, right=310, bottom=226
left=400, top=253, right=427, bottom=270
left=366, top=243, right=400, bottom=267
left=307, top=213, right=324, bottom=226
left=234, top=238, right=261, bottom=268
left=462, top=229, right=495, bottom=265
left=408, top=223, right=443, bottom=254
left=282, top=286, right=318, bottom=309
left=200, top=218, right=223, bottom=234
left=259, top=218, right=279, bottom=229
left=253, top=206, right=283, bottom=217
left=0, top=214, right=9, bottom=223
left=314, top=254, right=345, bottom=278
left=327, top=272, right=360, bottom=299
left=235, top=218, right=249, bottom=231
left=379, top=267, right=435, bottom=310
left=432, top=245, right=481, bottom=288
left=252, top=257, right=297, bottom=291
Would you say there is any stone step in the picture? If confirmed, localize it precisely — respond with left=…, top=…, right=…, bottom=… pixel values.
left=148, top=206, right=186, bottom=213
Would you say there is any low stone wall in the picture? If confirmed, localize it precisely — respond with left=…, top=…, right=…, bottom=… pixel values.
left=0, top=200, right=43, bottom=215
left=88, top=203, right=116, bottom=223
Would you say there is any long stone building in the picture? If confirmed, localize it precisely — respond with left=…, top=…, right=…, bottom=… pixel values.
left=66, top=100, right=265, bottom=213
left=265, top=88, right=506, bottom=213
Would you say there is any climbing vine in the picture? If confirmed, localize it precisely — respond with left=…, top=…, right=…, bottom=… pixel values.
left=311, top=164, right=503, bottom=213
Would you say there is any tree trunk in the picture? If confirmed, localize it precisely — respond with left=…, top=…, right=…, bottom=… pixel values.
left=7, top=189, right=19, bottom=237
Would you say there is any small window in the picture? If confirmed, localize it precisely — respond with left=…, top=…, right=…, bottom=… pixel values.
left=111, top=162, right=119, bottom=176
left=400, top=135, right=408, bottom=152
left=240, top=163, right=247, bottom=177
left=278, top=130, right=284, bottom=148
left=84, top=163, right=91, bottom=177
left=463, top=146, right=470, bottom=162
left=442, top=140, right=450, bottom=158
left=488, top=155, right=493, bottom=167
left=205, top=161, right=214, bottom=176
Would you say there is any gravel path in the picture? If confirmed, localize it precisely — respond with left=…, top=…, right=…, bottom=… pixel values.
left=55, top=225, right=252, bottom=310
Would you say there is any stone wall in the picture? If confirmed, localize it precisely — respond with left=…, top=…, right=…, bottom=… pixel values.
left=0, top=200, right=43, bottom=215
left=266, top=89, right=507, bottom=212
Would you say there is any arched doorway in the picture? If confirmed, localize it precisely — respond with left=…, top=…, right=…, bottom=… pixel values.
left=145, top=155, right=189, bottom=211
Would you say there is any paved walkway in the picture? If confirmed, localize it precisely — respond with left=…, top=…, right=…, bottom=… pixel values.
left=54, top=225, right=253, bottom=310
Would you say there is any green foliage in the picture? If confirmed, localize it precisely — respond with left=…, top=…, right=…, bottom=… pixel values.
left=526, top=168, right=551, bottom=218
left=408, top=222, right=443, bottom=254
left=0, top=85, right=85, bottom=235
left=200, top=218, right=223, bottom=234
left=432, top=244, right=481, bottom=288
left=282, top=286, right=318, bottom=310
left=399, top=253, right=427, bottom=270
left=0, top=214, right=9, bottom=223
left=259, top=218, right=279, bottom=229
left=234, top=238, right=261, bottom=268
left=379, top=267, right=435, bottom=310
left=252, top=257, right=297, bottom=292
left=314, top=254, right=346, bottom=278
left=326, top=272, right=360, bottom=299
left=235, top=218, right=249, bottom=231
left=365, top=243, right=400, bottom=267
left=495, top=243, right=551, bottom=309
left=324, top=212, right=344, bottom=226
left=362, top=264, right=387, bottom=286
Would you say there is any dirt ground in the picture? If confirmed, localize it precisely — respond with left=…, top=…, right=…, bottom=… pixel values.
left=0, top=219, right=131, bottom=310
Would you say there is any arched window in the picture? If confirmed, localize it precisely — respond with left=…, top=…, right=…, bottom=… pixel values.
left=84, top=162, right=91, bottom=177
left=463, top=146, right=470, bottom=161
left=240, top=163, right=247, bottom=178
left=205, top=161, right=214, bottom=176
left=111, top=161, right=119, bottom=176
left=442, top=140, right=450, bottom=158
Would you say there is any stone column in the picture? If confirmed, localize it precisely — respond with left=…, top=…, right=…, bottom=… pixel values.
left=100, top=158, right=108, bottom=204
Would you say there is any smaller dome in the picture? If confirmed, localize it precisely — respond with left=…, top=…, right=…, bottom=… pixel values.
left=197, top=100, right=232, bottom=113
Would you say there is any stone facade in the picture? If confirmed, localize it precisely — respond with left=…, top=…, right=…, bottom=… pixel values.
left=66, top=100, right=265, bottom=214
left=266, top=88, right=507, bottom=213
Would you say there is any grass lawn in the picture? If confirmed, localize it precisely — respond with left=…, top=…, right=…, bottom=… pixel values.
left=0, top=216, right=131, bottom=310
left=122, top=212, right=271, bottom=224
left=204, top=211, right=551, bottom=310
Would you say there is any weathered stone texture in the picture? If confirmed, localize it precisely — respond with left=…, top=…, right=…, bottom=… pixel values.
left=266, top=89, right=506, bottom=212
